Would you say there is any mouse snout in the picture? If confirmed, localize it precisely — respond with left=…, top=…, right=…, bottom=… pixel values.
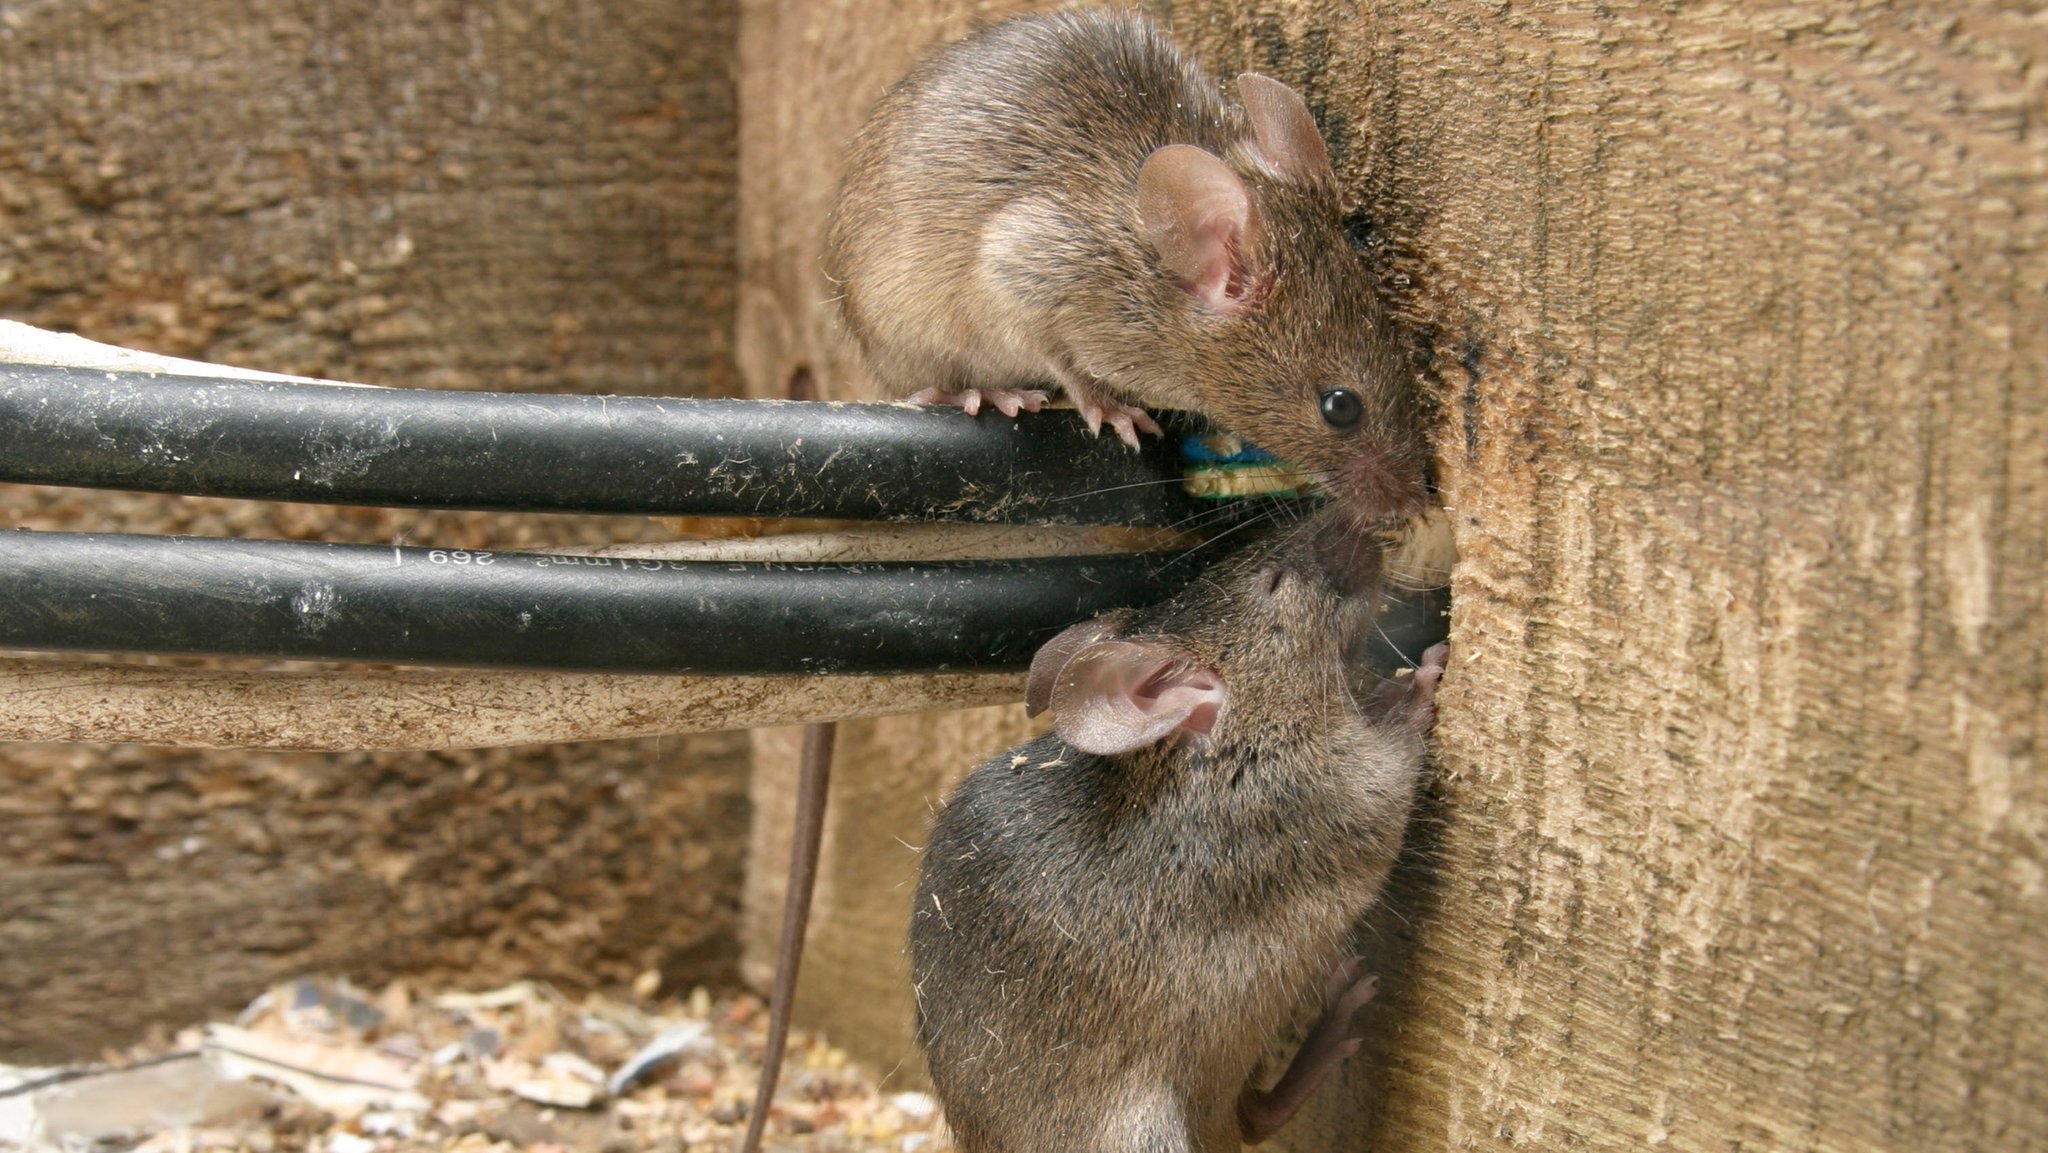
left=1249, top=550, right=1344, bottom=621
left=1332, top=450, right=1430, bottom=520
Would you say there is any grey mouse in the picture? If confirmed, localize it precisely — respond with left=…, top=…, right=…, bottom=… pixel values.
left=908, top=510, right=1446, bottom=1152
left=824, top=8, right=1430, bottom=520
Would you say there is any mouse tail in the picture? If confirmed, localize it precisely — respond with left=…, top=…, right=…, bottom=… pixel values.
left=736, top=721, right=836, bottom=1153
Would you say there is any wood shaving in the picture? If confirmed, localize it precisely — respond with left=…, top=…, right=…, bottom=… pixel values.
left=1, top=977, right=954, bottom=1153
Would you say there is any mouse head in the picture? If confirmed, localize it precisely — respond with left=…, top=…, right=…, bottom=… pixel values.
left=1024, top=519, right=1376, bottom=757
left=1137, top=74, right=1430, bottom=522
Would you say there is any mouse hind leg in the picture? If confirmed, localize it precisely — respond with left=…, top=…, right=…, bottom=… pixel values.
left=977, top=197, right=1164, bottom=447
left=1236, top=958, right=1379, bottom=1144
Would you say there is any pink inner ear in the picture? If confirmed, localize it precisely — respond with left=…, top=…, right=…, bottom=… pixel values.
left=1135, top=665, right=1225, bottom=736
left=1138, top=145, right=1259, bottom=316
left=1050, top=641, right=1229, bottom=755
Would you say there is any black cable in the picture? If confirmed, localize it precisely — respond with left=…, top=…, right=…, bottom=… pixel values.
left=0, top=530, right=1214, bottom=673
left=0, top=363, right=1254, bottom=525
left=0, top=365, right=1446, bottom=675
left=0, top=529, right=1448, bottom=675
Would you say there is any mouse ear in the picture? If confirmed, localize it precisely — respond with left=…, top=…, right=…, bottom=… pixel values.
left=1236, top=73, right=1333, bottom=186
left=1026, top=611, right=1134, bottom=718
left=1138, top=144, right=1261, bottom=315
left=1046, top=639, right=1228, bottom=756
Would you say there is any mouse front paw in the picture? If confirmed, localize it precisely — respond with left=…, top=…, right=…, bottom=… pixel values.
left=1407, top=642, right=1448, bottom=725
left=906, top=386, right=1050, bottom=418
left=1360, top=642, right=1447, bottom=728
left=1082, top=397, right=1167, bottom=449
left=1055, top=375, right=1164, bottom=449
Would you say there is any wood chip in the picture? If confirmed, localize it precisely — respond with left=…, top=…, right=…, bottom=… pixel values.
left=13, top=976, right=955, bottom=1152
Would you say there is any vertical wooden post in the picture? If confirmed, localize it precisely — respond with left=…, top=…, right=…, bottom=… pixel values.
left=737, top=1, right=2046, bottom=1147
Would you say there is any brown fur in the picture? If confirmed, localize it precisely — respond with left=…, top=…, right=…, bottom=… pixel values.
left=824, top=9, right=1429, bottom=520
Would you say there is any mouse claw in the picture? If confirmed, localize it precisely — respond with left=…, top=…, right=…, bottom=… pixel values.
left=1321, top=956, right=1368, bottom=1005
left=907, top=386, right=1050, bottom=421
left=1360, top=643, right=1448, bottom=728
left=1072, top=394, right=1162, bottom=450
left=989, top=388, right=1050, bottom=418
left=1331, top=970, right=1379, bottom=1019
left=906, top=386, right=958, bottom=409
left=1111, top=403, right=1165, bottom=448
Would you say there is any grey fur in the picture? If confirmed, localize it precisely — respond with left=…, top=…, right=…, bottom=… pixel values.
left=910, top=512, right=1442, bottom=1153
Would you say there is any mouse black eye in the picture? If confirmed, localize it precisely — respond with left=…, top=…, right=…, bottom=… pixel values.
left=1319, top=388, right=1363, bottom=429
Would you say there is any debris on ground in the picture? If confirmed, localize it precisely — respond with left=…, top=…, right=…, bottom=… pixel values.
left=0, top=976, right=951, bottom=1153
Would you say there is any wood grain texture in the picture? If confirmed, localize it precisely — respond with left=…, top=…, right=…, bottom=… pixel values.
left=0, top=0, right=736, bottom=394
left=0, top=659, right=1024, bottom=750
left=0, top=0, right=742, bottom=1059
left=0, top=733, right=749, bottom=1064
left=1323, top=5, right=2044, bottom=1149
left=737, top=0, right=2045, bottom=1146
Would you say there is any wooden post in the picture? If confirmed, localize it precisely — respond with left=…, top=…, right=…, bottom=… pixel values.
left=737, top=0, right=2047, bottom=1146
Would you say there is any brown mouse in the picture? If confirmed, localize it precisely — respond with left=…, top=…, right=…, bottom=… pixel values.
left=825, top=8, right=1430, bottom=520
left=908, top=510, right=1446, bottom=1152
